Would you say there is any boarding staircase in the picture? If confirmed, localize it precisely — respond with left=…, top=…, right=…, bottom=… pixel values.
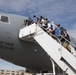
left=19, top=23, right=76, bottom=75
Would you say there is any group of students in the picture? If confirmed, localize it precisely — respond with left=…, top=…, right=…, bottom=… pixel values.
left=24, top=15, right=72, bottom=53
left=32, top=15, right=71, bottom=52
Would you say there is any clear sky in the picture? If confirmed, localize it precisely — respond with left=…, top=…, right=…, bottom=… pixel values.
left=0, top=59, right=25, bottom=70
left=0, top=0, right=76, bottom=70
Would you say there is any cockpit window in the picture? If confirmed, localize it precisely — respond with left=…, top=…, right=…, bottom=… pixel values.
left=0, top=15, right=10, bottom=24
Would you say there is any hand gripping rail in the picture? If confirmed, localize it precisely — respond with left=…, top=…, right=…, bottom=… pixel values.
left=19, top=23, right=76, bottom=75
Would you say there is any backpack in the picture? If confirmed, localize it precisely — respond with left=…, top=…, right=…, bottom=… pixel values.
left=60, top=27, right=65, bottom=36
left=60, top=28, right=70, bottom=42
left=51, top=25, right=53, bottom=30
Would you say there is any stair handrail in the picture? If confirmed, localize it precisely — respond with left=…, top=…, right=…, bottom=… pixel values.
left=60, top=35, right=76, bottom=49
left=50, top=33, right=61, bottom=44
left=39, top=25, right=62, bottom=45
left=20, top=24, right=26, bottom=29
left=36, top=25, right=63, bottom=55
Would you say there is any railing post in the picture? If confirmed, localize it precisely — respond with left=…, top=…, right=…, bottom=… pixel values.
left=50, top=58, right=56, bottom=75
left=50, top=33, right=62, bottom=56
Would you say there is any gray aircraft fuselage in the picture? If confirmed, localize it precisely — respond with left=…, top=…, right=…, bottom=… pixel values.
left=0, top=13, right=52, bottom=72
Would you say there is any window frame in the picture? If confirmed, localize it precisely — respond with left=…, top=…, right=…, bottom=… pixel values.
left=0, top=15, right=10, bottom=24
